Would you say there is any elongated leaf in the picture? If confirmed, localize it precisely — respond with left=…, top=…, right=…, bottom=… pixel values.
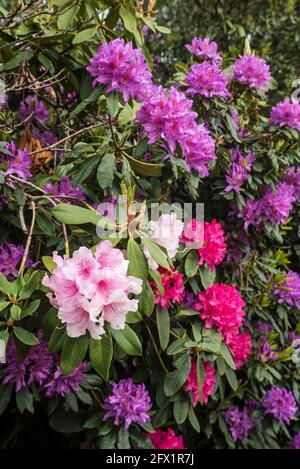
left=97, top=154, right=116, bottom=190
left=111, top=325, right=142, bottom=356
left=73, top=27, right=97, bottom=44
left=164, top=354, right=191, bottom=396
left=89, top=334, right=113, bottom=382
left=185, top=250, right=199, bottom=277
left=13, top=327, right=39, bottom=346
left=0, top=272, right=11, bottom=295
left=127, top=237, right=148, bottom=281
left=107, top=91, right=119, bottom=117
left=42, top=256, right=57, bottom=274
left=0, top=383, right=13, bottom=416
left=52, top=204, right=115, bottom=228
left=61, top=335, right=90, bottom=375
left=49, top=326, right=66, bottom=353
left=141, top=237, right=170, bottom=270
left=220, top=342, right=236, bottom=370
left=225, top=367, right=238, bottom=391
left=156, top=306, right=170, bottom=351
left=139, top=281, right=155, bottom=317
left=173, top=397, right=189, bottom=424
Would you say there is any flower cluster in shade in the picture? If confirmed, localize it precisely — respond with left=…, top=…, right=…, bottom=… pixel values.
left=273, top=270, right=300, bottom=309
left=0, top=242, right=36, bottom=278
left=19, top=94, right=50, bottom=125
left=86, top=38, right=153, bottom=103
left=224, top=404, right=255, bottom=442
left=102, top=378, right=152, bottom=429
left=185, top=358, right=216, bottom=406
left=181, top=219, right=227, bottom=271
left=291, top=431, right=300, bottom=449
left=136, top=86, right=216, bottom=176
left=262, top=386, right=297, bottom=424
left=195, top=284, right=252, bottom=369
left=185, top=37, right=222, bottom=64
left=44, top=176, right=86, bottom=205
left=43, top=241, right=142, bottom=339
left=270, top=99, right=300, bottom=132
left=148, top=428, right=184, bottom=449
left=225, top=148, right=255, bottom=193
left=151, top=267, right=184, bottom=309
left=231, top=55, right=271, bottom=91
left=234, top=181, right=296, bottom=230
left=0, top=142, right=31, bottom=182
left=1, top=334, right=86, bottom=396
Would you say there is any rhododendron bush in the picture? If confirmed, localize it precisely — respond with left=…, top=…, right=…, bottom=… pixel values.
left=0, top=0, right=300, bottom=451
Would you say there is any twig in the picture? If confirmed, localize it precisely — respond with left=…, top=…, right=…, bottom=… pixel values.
left=145, top=322, right=168, bottom=373
left=18, top=206, right=28, bottom=233
left=19, top=201, right=36, bottom=275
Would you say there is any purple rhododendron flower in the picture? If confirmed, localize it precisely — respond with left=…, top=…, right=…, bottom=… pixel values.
left=186, top=61, right=230, bottom=98
left=285, top=166, right=300, bottom=198
left=19, top=94, right=49, bottom=125
left=274, top=270, right=300, bottom=309
left=225, top=149, right=255, bottom=193
left=263, top=386, right=297, bottom=424
left=258, top=340, right=277, bottom=362
left=102, top=378, right=152, bottom=429
left=232, top=55, right=271, bottom=91
left=1, top=142, right=32, bottom=181
left=44, top=359, right=87, bottom=398
left=0, top=242, right=35, bottom=278
left=44, top=176, right=86, bottom=204
left=291, top=431, right=300, bottom=449
left=185, top=37, right=222, bottom=64
left=270, top=99, right=300, bottom=132
left=262, top=182, right=295, bottom=225
left=224, top=406, right=254, bottom=442
left=87, top=38, right=153, bottom=103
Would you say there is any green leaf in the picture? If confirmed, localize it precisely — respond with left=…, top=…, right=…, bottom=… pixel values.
left=89, top=334, right=113, bottom=382
left=126, top=310, right=142, bottom=323
left=111, top=325, right=142, bottom=356
left=139, top=281, right=155, bottom=317
left=72, top=27, right=97, bottom=44
left=0, top=300, right=9, bottom=312
left=72, top=86, right=103, bottom=116
left=60, top=335, right=90, bottom=375
left=97, top=154, right=116, bottom=190
left=117, top=428, right=130, bottom=449
left=42, top=256, right=57, bottom=274
left=118, top=105, right=135, bottom=126
left=0, top=272, right=11, bottom=295
left=220, top=342, right=236, bottom=370
left=127, top=237, right=148, bottom=281
left=173, top=397, right=189, bottom=424
left=49, top=326, right=66, bottom=353
left=16, top=388, right=34, bottom=414
left=149, top=269, right=164, bottom=296
left=196, top=356, right=206, bottom=404
left=225, top=367, right=238, bottom=391
left=19, top=270, right=43, bottom=299
left=164, top=354, right=191, bottom=396
left=21, top=299, right=41, bottom=319
left=119, top=6, right=138, bottom=34
left=188, top=405, right=200, bottom=432
left=72, top=156, right=99, bottom=185
left=52, top=204, right=115, bottom=228
left=49, top=409, right=85, bottom=433
left=13, top=327, right=39, bottom=346
left=57, top=5, right=79, bottom=29
left=185, top=250, right=199, bottom=277
left=225, top=113, right=241, bottom=142
left=156, top=306, right=170, bottom=351
left=199, top=266, right=216, bottom=289
left=10, top=304, right=21, bottom=320
left=141, top=237, right=170, bottom=270
left=107, top=91, right=119, bottom=117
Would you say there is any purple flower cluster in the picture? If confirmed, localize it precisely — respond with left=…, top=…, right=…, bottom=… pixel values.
left=225, top=148, right=255, bottom=193
left=236, top=181, right=295, bottom=229
left=185, top=62, right=230, bottom=99
left=270, top=99, right=300, bottom=132
left=224, top=405, right=254, bottom=442
left=232, top=55, right=271, bottom=91
left=263, top=386, right=297, bottom=424
left=0, top=242, right=35, bottom=278
left=19, top=94, right=49, bottom=125
left=258, top=340, right=277, bottom=362
left=102, top=378, right=152, bottom=429
left=285, top=166, right=300, bottom=198
left=44, top=176, right=86, bottom=204
left=87, top=38, right=153, bottom=103
left=136, top=86, right=215, bottom=176
left=230, top=108, right=250, bottom=138
left=291, top=431, right=300, bottom=449
left=273, top=270, right=300, bottom=309
left=0, top=142, right=32, bottom=181
left=1, top=335, right=86, bottom=396
left=185, top=37, right=222, bottom=64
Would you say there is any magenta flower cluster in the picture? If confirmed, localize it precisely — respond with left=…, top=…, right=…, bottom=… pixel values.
left=232, top=55, right=271, bottom=91
left=270, top=99, right=300, bottom=132
left=225, top=148, right=255, bottom=193
left=102, top=378, right=152, bottom=429
left=273, top=270, right=300, bottom=309
left=185, top=62, right=230, bottom=99
left=0, top=142, right=31, bottom=182
left=185, top=37, right=222, bottom=64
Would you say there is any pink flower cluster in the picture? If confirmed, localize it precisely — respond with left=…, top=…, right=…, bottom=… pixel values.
left=148, top=428, right=184, bottom=449
left=185, top=358, right=216, bottom=406
left=136, top=86, right=215, bottom=176
left=195, top=284, right=251, bottom=369
left=181, top=219, right=227, bottom=271
left=185, top=37, right=222, bottom=64
left=43, top=241, right=142, bottom=339
left=186, top=62, right=230, bottom=99
left=270, top=99, right=300, bottom=132
left=232, top=55, right=271, bottom=91
left=152, top=267, right=184, bottom=309
left=87, top=38, right=153, bottom=103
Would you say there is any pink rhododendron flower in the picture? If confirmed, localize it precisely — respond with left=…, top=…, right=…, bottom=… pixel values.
left=198, top=220, right=227, bottom=271
left=225, top=330, right=252, bottom=369
left=179, top=124, right=216, bottom=176
left=87, top=38, right=153, bottom=103
left=232, top=55, right=271, bottom=91
left=185, top=37, right=222, bottom=64
left=185, top=358, right=216, bottom=406
left=186, top=61, right=230, bottom=98
left=180, top=218, right=204, bottom=248
left=148, top=428, right=184, bottom=449
left=151, top=267, right=184, bottom=309
left=195, top=283, right=246, bottom=340
left=270, top=99, right=300, bottom=132
left=42, top=241, right=142, bottom=339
